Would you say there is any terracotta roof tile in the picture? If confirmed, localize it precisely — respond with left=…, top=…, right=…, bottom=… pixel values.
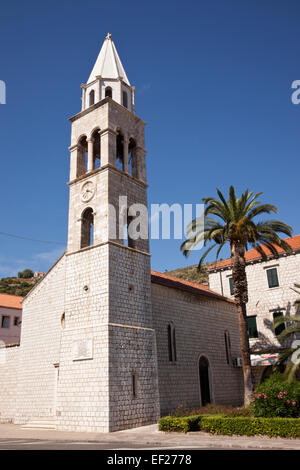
left=0, top=293, right=23, bottom=309
left=151, top=270, right=234, bottom=303
left=210, top=234, right=300, bottom=270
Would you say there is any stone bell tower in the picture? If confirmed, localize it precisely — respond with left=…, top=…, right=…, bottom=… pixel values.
left=56, top=34, right=160, bottom=432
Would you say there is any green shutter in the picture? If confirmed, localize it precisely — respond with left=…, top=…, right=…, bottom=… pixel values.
left=267, top=268, right=279, bottom=288
left=246, top=316, right=258, bottom=338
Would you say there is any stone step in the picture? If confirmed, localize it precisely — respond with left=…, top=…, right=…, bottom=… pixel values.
left=21, top=417, right=57, bottom=430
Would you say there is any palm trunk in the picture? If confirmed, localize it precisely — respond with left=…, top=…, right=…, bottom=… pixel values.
left=231, top=241, right=254, bottom=407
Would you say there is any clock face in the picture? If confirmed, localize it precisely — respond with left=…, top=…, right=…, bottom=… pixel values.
left=81, top=181, right=95, bottom=202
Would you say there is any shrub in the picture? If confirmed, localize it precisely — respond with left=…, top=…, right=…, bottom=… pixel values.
left=159, top=415, right=300, bottom=438
left=159, top=415, right=203, bottom=433
left=251, top=373, right=300, bottom=418
left=200, top=416, right=300, bottom=438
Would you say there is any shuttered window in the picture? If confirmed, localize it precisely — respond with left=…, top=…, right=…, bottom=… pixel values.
left=267, top=268, right=279, bottom=288
left=246, top=316, right=258, bottom=338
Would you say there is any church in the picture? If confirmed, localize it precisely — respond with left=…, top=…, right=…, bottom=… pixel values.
left=0, top=35, right=243, bottom=432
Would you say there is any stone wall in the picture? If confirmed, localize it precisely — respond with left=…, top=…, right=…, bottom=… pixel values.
left=151, top=283, right=244, bottom=416
left=0, top=345, right=19, bottom=423
left=14, top=255, right=66, bottom=424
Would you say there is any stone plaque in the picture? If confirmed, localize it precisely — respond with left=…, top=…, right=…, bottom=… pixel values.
left=72, top=339, right=93, bottom=361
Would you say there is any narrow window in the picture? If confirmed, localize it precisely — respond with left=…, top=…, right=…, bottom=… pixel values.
left=116, top=131, right=124, bottom=171
left=273, top=311, right=286, bottom=336
left=229, top=277, right=234, bottom=296
left=122, top=91, right=128, bottom=108
left=1, top=316, right=10, bottom=328
left=267, top=268, right=279, bottom=288
left=127, top=213, right=135, bottom=249
left=81, top=208, right=94, bottom=249
left=89, top=89, right=95, bottom=106
left=246, top=315, right=258, bottom=338
left=14, top=317, right=19, bottom=326
left=105, top=86, right=112, bottom=98
left=224, top=330, right=232, bottom=365
left=132, top=373, right=137, bottom=398
left=168, top=322, right=177, bottom=362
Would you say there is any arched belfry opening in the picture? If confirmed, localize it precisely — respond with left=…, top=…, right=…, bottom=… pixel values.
left=116, top=131, right=124, bottom=171
left=77, top=136, right=88, bottom=176
left=128, top=138, right=136, bottom=177
left=105, top=86, right=112, bottom=98
left=92, top=129, right=101, bottom=169
left=81, top=207, right=94, bottom=249
left=199, top=356, right=211, bottom=406
left=89, top=90, right=95, bottom=106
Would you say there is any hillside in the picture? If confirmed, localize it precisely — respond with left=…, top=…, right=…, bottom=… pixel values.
left=166, top=262, right=214, bottom=284
left=0, top=277, right=39, bottom=297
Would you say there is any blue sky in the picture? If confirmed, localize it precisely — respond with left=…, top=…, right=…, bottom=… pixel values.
left=0, top=0, right=299, bottom=277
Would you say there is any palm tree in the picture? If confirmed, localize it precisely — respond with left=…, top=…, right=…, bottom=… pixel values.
left=273, top=283, right=300, bottom=382
left=181, top=186, right=293, bottom=406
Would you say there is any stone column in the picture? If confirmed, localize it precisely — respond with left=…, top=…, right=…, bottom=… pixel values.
left=87, top=139, right=94, bottom=172
left=81, top=84, right=86, bottom=111
left=131, top=86, right=136, bottom=114
left=69, top=145, right=78, bottom=181
left=100, top=128, right=117, bottom=167
left=96, top=76, right=101, bottom=102
left=135, top=146, right=147, bottom=183
left=123, top=138, right=129, bottom=173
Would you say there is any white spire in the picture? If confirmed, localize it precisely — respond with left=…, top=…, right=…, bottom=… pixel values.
left=87, top=33, right=130, bottom=86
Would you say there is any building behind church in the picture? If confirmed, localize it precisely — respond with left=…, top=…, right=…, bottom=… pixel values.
left=209, top=235, right=300, bottom=383
left=0, top=35, right=244, bottom=432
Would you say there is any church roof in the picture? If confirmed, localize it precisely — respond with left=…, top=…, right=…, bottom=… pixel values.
left=151, top=270, right=234, bottom=303
left=0, top=293, right=23, bottom=309
left=209, top=234, right=300, bottom=271
left=87, top=33, right=130, bottom=86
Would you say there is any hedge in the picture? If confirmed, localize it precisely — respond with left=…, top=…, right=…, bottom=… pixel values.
left=159, top=415, right=300, bottom=438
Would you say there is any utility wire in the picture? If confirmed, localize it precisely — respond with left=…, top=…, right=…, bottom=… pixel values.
left=0, top=231, right=65, bottom=246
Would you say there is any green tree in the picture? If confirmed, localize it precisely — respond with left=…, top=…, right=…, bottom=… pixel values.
left=273, top=283, right=300, bottom=382
left=181, top=186, right=293, bottom=406
left=18, top=269, right=34, bottom=279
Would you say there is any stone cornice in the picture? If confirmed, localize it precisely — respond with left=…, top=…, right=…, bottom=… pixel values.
left=69, top=97, right=146, bottom=125
left=68, top=164, right=148, bottom=188
left=66, top=240, right=151, bottom=258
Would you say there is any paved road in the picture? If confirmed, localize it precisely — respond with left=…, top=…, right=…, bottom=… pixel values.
left=0, top=423, right=299, bottom=450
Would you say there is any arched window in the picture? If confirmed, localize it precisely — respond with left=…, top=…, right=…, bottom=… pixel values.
left=123, top=91, right=128, bottom=108
left=116, top=131, right=124, bottom=171
left=224, top=330, right=232, bottom=365
left=92, top=129, right=101, bottom=169
left=199, top=356, right=211, bottom=406
left=105, top=86, right=112, bottom=98
left=89, top=90, right=95, bottom=106
left=81, top=208, right=94, bottom=249
left=77, top=136, right=88, bottom=176
left=167, top=322, right=177, bottom=362
left=128, top=138, right=136, bottom=177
